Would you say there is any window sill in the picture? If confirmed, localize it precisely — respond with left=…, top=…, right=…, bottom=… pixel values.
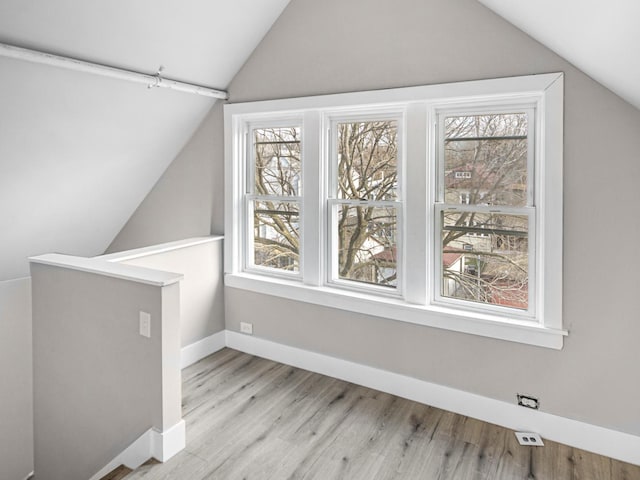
left=225, top=272, right=567, bottom=349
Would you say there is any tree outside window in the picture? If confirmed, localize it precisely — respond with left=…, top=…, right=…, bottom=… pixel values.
left=439, top=112, right=531, bottom=310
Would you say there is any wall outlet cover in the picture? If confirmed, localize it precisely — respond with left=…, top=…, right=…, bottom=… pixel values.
left=517, top=393, right=539, bottom=410
left=515, top=432, right=544, bottom=446
left=139, top=311, right=151, bottom=338
left=240, top=322, right=253, bottom=335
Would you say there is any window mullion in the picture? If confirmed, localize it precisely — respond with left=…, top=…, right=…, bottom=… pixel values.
left=405, top=102, right=429, bottom=305
left=302, top=111, right=322, bottom=286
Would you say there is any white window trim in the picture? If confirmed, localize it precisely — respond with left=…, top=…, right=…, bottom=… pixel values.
left=244, top=119, right=304, bottom=278
left=432, top=103, right=538, bottom=319
left=224, top=73, right=566, bottom=349
left=325, top=110, right=405, bottom=296
left=433, top=204, right=536, bottom=320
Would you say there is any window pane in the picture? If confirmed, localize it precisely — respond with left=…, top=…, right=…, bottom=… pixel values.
left=253, top=200, right=299, bottom=272
left=444, top=113, right=528, bottom=207
left=337, top=121, right=398, bottom=201
left=337, top=205, right=397, bottom=287
left=441, top=210, right=528, bottom=310
left=254, top=127, right=301, bottom=196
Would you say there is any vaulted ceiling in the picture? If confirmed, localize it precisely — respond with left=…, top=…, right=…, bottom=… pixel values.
left=478, top=0, right=640, bottom=110
left=1, top=0, right=637, bottom=281
left=0, top=0, right=290, bottom=280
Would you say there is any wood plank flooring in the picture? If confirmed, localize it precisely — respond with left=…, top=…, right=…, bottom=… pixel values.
left=127, top=348, right=640, bottom=480
left=100, top=465, right=132, bottom=480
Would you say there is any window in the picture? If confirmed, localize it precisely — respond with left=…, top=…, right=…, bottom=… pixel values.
left=225, top=73, right=565, bottom=349
left=436, top=110, right=534, bottom=315
left=329, top=117, right=402, bottom=291
left=247, top=125, right=302, bottom=275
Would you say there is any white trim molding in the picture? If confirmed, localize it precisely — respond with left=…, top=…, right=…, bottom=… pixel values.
left=29, top=253, right=183, bottom=287
left=151, top=420, right=186, bottom=462
left=225, top=331, right=640, bottom=467
left=225, top=73, right=565, bottom=349
left=99, top=235, right=224, bottom=263
left=88, top=420, right=186, bottom=480
left=181, top=331, right=227, bottom=369
left=226, top=274, right=566, bottom=349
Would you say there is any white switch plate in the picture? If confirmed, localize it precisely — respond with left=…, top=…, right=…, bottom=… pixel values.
left=515, top=432, right=544, bottom=446
left=139, top=311, right=151, bottom=338
left=240, top=322, right=253, bottom=335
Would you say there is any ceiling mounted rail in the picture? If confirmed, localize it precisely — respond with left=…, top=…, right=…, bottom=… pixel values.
left=0, top=42, right=228, bottom=100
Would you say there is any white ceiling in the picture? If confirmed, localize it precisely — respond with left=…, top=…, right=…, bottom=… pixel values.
left=478, top=0, right=640, bottom=110
left=0, top=0, right=290, bottom=280
left=0, top=0, right=290, bottom=87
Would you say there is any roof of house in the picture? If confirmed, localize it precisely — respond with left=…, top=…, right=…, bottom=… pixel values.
left=442, top=251, right=463, bottom=268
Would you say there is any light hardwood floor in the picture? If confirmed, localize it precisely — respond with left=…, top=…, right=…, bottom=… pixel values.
left=127, top=348, right=640, bottom=480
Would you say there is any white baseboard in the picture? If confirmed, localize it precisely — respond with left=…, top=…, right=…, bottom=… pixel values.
left=181, top=331, right=227, bottom=369
left=88, top=420, right=186, bottom=480
left=225, top=330, right=640, bottom=467
left=151, top=419, right=186, bottom=462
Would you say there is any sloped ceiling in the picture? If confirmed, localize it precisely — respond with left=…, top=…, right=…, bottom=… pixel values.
left=478, top=0, right=640, bottom=110
left=0, top=0, right=290, bottom=280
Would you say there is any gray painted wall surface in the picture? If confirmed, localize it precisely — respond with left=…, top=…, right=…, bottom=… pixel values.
left=0, top=53, right=215, bottom=281
left=31, top=263, right=180, bottom=480
left=106, top=104, right=225, bottom=252
left=118, top=239, right=225, bottom=346
left=0, top=277, right=33, bottom=480
left=115, top=0, right=640, bottom=437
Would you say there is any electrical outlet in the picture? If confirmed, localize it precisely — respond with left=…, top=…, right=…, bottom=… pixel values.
left=240, top=322, right=253, bottom=335
left=517, top=394, right=539, bottom=410
left=139, top=311, right=151, bottom=338
left=515, top=432, right=544, bottom=446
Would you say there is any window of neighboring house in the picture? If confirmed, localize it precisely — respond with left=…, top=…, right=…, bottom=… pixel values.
left=246, top=124, right=302, bottom=275
left=225, top=73, right=565, bottom=349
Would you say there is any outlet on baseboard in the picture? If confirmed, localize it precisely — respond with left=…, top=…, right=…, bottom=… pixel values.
left=517, top=393, right=539, bottom=410
left=240, top=322, right=253, bottom=335
left=515, top=432, right=544, bottom=446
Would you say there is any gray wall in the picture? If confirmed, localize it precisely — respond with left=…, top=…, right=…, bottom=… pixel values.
left=116, top=239, right=225, bottom=346
left=114, top=0, right=640, bottom=437
left=0, top=277, right=33, bottom=480
left=106, top=105, right=225, bottom=252
left=31, top=263, right=181, bottom=480
left=0, top=49, right=216, bottom=282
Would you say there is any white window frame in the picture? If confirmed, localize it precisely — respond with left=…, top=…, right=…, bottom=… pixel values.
left=433, top=104, right=537, bottom=320
left=326, top=109, right=405, bottom=297
left=225, top=73, right=566, bottom=349
left=244, top=118, right=304, bottom=279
